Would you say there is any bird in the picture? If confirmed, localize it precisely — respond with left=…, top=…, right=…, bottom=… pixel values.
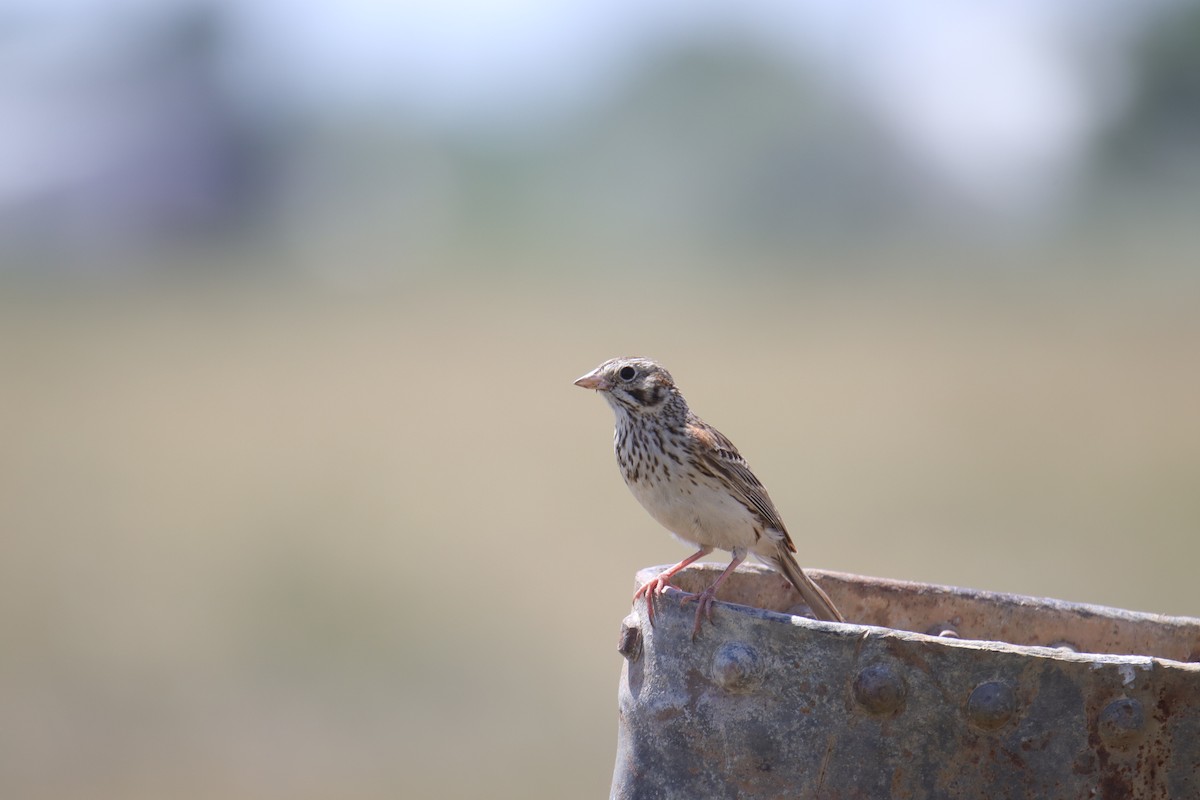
left=575, top=356, right=844, bottom=637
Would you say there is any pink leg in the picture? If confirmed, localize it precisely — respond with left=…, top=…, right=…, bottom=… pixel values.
left=633, top=546, right=713, bottom=627
left=680, top=550, right=746, bottom=638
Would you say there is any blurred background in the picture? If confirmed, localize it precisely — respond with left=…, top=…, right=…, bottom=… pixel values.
left=1, top=0, right=1199, bottom=797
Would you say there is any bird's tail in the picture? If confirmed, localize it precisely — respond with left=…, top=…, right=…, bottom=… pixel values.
left=771, top=553, right=845, bottom=623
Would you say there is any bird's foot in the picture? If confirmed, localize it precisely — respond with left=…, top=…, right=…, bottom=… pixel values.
left=633, top=575, right=678, bottom=627
left=679, top=585, right=720, bottom=639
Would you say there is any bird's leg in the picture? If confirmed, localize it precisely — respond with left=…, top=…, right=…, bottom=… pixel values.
left=680, top=549, right=746, bottom=639
left=633, top=546, right=713, bottom=627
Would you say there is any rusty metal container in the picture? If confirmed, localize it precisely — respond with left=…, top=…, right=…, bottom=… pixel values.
left=612, top=563, right=1200, bottom=799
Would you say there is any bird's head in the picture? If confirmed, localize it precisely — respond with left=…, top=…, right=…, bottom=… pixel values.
left=574, top=357, right=682, bottom=417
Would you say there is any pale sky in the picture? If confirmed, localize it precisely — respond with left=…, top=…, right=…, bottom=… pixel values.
left=0, top=0, right=1172, bottom=213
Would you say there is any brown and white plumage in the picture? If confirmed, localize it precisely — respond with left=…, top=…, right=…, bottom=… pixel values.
left=575, top=356, right=844, bottom=635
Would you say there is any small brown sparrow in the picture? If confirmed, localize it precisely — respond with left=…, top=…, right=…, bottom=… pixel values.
left=575, top=356, right=844, bottom=636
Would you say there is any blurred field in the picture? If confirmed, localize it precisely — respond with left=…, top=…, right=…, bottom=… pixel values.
left=1, top=262, right=1198, bottom=799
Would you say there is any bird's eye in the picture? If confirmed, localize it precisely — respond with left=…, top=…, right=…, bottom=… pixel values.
left=618, top=366, right=637, bottom=381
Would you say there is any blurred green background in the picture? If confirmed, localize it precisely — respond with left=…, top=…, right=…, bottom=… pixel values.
left=1, top=2, right=1199, bottom=798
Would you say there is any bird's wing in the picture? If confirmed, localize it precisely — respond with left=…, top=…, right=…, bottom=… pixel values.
left=687, top=418, right=797, bottom=552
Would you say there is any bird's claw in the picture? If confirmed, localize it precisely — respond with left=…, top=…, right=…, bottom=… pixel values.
left=679, top=586, right=719, bottom=639
left=634, top=576, right=719, bottom=638
left=633, top=575, right=676, bottom=627
left=633, top=578, right=700, bottom=628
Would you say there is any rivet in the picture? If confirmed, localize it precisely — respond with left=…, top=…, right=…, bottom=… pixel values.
left=712, top=642, right=764, bottom=693
left=617, top=615, right=642, bottom=661
left=853, top=663, right=907, bottom=716
left=1097, top=697, right=1144, bottom=746
left=966, top=681, right=1017, bottom=731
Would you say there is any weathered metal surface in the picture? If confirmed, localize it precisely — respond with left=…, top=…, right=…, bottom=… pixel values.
left=612, top=563, right=1200, bottom=800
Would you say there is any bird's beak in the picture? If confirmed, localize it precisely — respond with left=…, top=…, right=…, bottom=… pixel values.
left=574, top=369, right=608, bottom=390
